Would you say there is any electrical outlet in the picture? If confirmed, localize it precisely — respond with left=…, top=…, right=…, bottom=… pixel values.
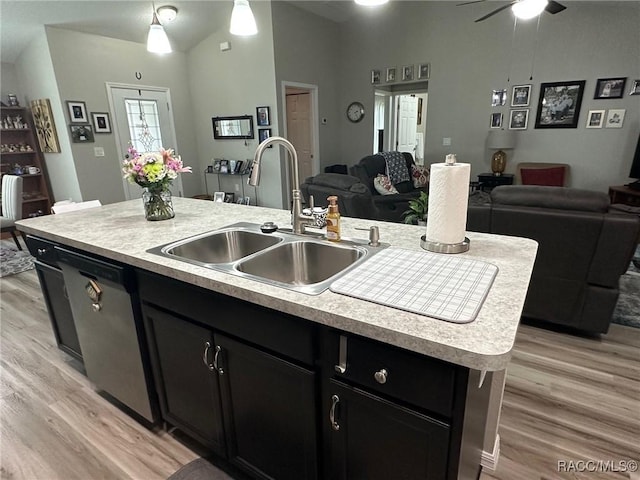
left=94, top=147, right=105, bottom=157
left=442, top=137, right=452, bottom=146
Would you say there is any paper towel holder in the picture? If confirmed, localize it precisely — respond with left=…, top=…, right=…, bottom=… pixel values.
left=420, top=235, right=470, bottom=254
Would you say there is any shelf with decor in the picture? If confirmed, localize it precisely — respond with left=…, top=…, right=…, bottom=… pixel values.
left=1, top=103, right=53, bottom=218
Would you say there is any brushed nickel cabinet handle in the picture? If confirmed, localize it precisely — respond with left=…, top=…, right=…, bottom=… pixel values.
left=203, top=341, right=215, bottom=371
left=213, top=345, right=224, bottom=375
left=37, top=248, right=47, bottom=256
left=334, top=335, right=347, bottom=374
left=330, top=394, right=340, bottom=431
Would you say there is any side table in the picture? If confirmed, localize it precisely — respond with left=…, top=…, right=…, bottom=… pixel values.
left=477, top=173, right=514, bottom=192
left=609, top=185, right=640, bottom=207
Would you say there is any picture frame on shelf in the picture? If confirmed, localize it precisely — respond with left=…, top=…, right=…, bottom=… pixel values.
left=585, top=110, right=605, bottom=128
left=535, top=80, right=585, bottom=129
left=213, top=159, right=222, bottom=172
left=256, top=106, right=270, bottom=126
left=30, top=98, right=61, bottom=153
left=491, top=89, right=507, bottom=107
left=490, top=112, right=503, bottom=129
left=386, top=67, right=396, bottom=83
left=402, top=65, right=414, bottom=81
left=509, top=109, right=529, bottom=130
left=371, top=69, right=381, bottom=85
left=511, top=84, right=531, bottom=107
left=234, top=160, right=244, bottom=174
left=66, top=101, right=88, bottom=123
left=242, top=161, right=253, bottom=175
left=244, top=196, right=251, bottom=205
left=91, top=112, right=111, bottom=133
left=69, top=124, right=94, bottom=143
left=629, top=79, right=640, bottom=96
left=229, top=160, right=237, bottom=173
left=594, top=77, right=626, bottom=99
left=220, top=159, right=230, bottom=173
left=224, top=192, right=235, bottom=203
left=605, top=109, right=625, bottom=128
left=213, top=191, right=225, bottom=202
left=7, top=94, right=19, bottom=107
left=417, top=63, right=430, bottom=80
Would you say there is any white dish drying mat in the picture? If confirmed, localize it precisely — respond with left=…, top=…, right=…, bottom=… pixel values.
left=330, top=247, right=498, bottom=323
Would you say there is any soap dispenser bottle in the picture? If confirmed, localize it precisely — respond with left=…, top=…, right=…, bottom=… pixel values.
left=326, top=196, right=341, bottom=242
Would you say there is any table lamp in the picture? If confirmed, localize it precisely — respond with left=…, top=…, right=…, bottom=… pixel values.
left=486, top=129, right=516, bottom=176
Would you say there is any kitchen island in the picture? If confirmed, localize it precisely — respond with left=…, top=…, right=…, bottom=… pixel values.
left=17, top=197, right=537, bottom=480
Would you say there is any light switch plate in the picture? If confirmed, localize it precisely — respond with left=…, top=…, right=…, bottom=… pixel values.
left=94, top=147, right=105, bottom=157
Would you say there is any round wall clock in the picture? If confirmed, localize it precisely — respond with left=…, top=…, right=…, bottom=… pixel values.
left=346, top=102, right=365, bottom=123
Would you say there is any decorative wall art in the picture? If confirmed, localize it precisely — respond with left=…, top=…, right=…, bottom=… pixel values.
left=490, top=112, right=503, bottom=128
left=417, top=63, right=430, bottom=80
left=511, top=85, right=531, bottom=107
left=256, top=106, right=270, bottom=126
left=259, top=128, right=272, bottom=144
left=402, top=65, right=414, bottom=81
left=91, top=112, right=111, bottom=133
left=585, top=110, right=605, bottom=128
left=491, top=89, right=507, bottom=107
left=594, top=77, right=626, bottom=99
left=605, top=109, right=625, bottom=128
left=535, top=80, right=585, bottom=129
left=371, top=69, right=381, bottom=85
left=629, top=79, right=640, bottom=96
left=30, top=98, right=61, bottom=153
left=66, top=100, right=88, bottom=123
left=69, top=124, right=94, bottom=143
left=386, top=67, right=396, bottom=83
left=509, top=109, right=529, bottom=130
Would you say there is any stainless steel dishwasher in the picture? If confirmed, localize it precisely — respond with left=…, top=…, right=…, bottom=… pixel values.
left=56, top=246, right=158, bottom=423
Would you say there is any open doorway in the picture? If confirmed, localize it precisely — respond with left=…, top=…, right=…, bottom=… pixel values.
left=373, top=84, right=428, bottom=165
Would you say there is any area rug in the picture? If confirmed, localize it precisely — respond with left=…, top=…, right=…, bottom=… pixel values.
left=167, top=458, right=234, bottom=480
left=611, top=248, right=640, bottom=329
left=0, top=242, right=34, bottom=277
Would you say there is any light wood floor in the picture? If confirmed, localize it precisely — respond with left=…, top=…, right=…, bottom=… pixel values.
left=1, top=268, right=639, bottom=480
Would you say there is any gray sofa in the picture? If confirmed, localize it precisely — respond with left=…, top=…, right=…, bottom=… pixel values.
left=467, top=185, right=640, bottom=334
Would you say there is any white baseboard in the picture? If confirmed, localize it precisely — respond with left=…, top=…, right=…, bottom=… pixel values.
left=481, top=434, right=500, bottom=471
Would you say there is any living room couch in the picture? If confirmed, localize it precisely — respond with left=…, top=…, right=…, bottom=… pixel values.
left=467, top=185, right=640, bottom=334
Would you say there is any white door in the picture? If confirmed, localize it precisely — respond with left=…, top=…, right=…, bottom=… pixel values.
left=109, top=86, right=183, bottom=200
left=395, top=95, right=419, bottom=155
left=286, top=91, right=313, bottom=186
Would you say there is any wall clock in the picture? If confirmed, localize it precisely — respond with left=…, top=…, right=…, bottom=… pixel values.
left=346, top=102, right=365, bottom=123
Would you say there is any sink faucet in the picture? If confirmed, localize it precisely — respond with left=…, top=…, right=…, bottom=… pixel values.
left=248, top=136, right=314, bottom=234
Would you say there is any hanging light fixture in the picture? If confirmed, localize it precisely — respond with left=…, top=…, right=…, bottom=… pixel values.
left=230, top=0, right=258, bottom=36
left=512, top=0, right=549, bottom=20
left=354, top=0, right=389, bottom=6
left=147, top=5, right=172, bottom=54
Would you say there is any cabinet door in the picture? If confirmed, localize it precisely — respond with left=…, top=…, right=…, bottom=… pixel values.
left=216, top=334, right=318, bottom=480
left=327, top=380, right=449, bottom=480
left=145, top=306, right=226, bottom=455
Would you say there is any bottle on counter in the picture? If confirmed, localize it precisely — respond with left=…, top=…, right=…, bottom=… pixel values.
left=326, top=195, right=341, bottom=242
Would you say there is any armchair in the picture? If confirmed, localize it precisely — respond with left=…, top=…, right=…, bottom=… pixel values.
left=1, top=174, right=25, bottom=250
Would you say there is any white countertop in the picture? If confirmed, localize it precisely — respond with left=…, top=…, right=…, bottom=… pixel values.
left=17, top=197, right=537, bottom=371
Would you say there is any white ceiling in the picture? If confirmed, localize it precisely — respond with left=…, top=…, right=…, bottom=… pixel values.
left=0, top=0, right=357, bottom=64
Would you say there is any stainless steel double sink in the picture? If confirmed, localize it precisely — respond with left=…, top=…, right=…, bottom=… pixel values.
left=147, top=222, right=386, bottom=294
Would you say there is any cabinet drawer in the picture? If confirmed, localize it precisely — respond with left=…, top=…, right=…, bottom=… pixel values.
left=26, top=235, right=58, bottom=265
left=326, top=331, right=456, bottom=417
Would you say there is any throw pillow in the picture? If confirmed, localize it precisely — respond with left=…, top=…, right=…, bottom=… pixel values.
left=373, top=174, right=399, bottom=195
left=411, top=165, right=429, bottom=188
left=521, top=167, right=565, bottom=187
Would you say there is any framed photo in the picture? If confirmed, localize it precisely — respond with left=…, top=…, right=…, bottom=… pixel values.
left=213, top=191, right=225, bottom=202
left=256, top=106, right=270, bottom=126
left=594, top=77, right=626, bottom=99
left=259, top=128, right=272, bottom=144
left=229, top=160, right=237, bottom=173
left=417, top=63, right=430, bottom=80
left=220, top=159, right=230, bottom=173
left=402, top=65, right=414, bottom=81
left=69, top=124, right=94, bottom=143
left=492, top=89, right=507, bottom=107
left=91, top=112, right=111, bottom=133
left=605, top=109, right=625, bottom=128
left=386, top=67, right=396, bottom=83
left=511, top=84, right=531, bottom=107
left=371, top=69, right=381, bottom=85
left=66, top=101, right=88, bottom=123
left=535, top=80, right=585, bottom=129
left=213, top=159, right=222, bottom=172
left=509, top=109, right=529, bottom=130
left=243, top=196, right=251, bottom=205
left=490, top=112, right=503, bottom=129
left=234, top=160, right=244, bottom=174
left=224, top=192, right=235, bottom=203
left=30, top=98, right=61, bottom=153
left=629, top=79, right=640, bottom=96
left=7, top=94, right=19, bottom=107
left=585, top=110, right=605, bottom=128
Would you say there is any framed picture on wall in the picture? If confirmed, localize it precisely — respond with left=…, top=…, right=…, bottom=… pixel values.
left=509, top=109, right=529, bottom=130
left=66, top=101, right=88, bottom=123
left=259, top=128, right=272, bottom=144
left=490, top=112, right=503, bottom=129
left=511, top=84, right=531, bottom=107
left=256, top=106, right=270, bottom=126
left=69, top=124, right=94, bottom=143
left=386, top=67, right=396, bottom=83
left=594, top=77, right=626, bottom=99
left=535, top=80, right=585, bottom=129
left=491, top=89, right=507, bottom=107
left=630, top=79, right=640, bottom=96
left=91, top=112, right=111, bottom=133
left=30, top=98, right=61, bottom=153
left=417, top=63, right=430, bottom=80
left=402, top=65, right=414, bottom=81
left=605, top=109, right=625, bottom=128
left=371, top=69, right=381, bottom=85
left=585, top=110, right=605, bottom=128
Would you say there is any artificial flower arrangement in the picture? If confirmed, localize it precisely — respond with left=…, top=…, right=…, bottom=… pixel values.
left=122, top=144, right=191, bottom=220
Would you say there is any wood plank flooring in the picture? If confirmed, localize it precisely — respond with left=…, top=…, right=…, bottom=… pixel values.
left=1, top=268, right=639, bottom=480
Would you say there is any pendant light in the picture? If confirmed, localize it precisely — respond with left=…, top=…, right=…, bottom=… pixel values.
left=230, top=0, right=258, bottom=36
left=354, top=0, right=389, bottom=6
left=512, top=0, right=549, bottom=20
left=147, top=6, right=172, bottom=54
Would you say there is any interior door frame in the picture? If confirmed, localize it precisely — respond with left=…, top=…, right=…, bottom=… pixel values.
left=105, top=82, right=180, bottom=200
left=281, top=81, right=320, bottom=182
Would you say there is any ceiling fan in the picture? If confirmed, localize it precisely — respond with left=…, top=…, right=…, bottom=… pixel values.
left=458, top=0, right=567, bottom=23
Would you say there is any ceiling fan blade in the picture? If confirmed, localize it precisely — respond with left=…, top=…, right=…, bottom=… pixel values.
left=457, top=0, right=486, bottom=6
left=545, top=0, right=567, bottom=14
left=475, top=2, right=516, bottom=22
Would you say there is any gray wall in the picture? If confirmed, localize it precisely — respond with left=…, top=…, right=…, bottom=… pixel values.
left=1, top=62, right=21, bottom=100
left=334, top=1, right=640, bottom=192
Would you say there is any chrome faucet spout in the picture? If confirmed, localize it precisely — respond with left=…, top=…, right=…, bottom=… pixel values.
left=249, top=136, right=312, bottom=234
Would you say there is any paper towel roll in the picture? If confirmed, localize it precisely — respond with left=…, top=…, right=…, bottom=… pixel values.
left=425, top=161, right=470, bottom=245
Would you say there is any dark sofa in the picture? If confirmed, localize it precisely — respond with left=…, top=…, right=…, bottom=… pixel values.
left=349, top=153, right=425, bottom=223
left=467, top=185, right=640, bottom=334
left=299, top=173, right=379, bottom=220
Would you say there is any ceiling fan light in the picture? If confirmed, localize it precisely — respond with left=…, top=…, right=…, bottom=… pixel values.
left=147, top=12, right=172, bottom=54
left=354, top=0, right=389, bottom=5
left=157, top=5, right=178, bottom=23
left=230, top=0, right=258, bottom=36
left=512, top=0, right=549, bottom=20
